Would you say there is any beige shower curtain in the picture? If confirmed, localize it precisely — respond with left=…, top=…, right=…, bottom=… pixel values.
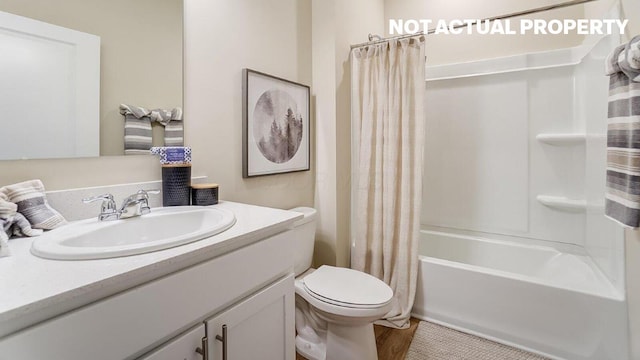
left=350, top=35, right=425, bottom=329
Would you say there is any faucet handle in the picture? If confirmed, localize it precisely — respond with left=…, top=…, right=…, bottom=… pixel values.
left=138, top=189, right=160, bottom=197
left=82, top=194, right=118, bottom=220
left=136, top=189, right=160, bottom=214
left=82, top=193, right=116, bottom=210
left=82, top=193, right=114, bottom=203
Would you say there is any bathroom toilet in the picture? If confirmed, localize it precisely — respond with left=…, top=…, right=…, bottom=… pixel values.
left=289, top=207, right=393, bottom=360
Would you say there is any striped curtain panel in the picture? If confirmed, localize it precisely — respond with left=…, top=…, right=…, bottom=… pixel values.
left=605, top=35, right=640, bottom=228
left=350, top=35, right=426, bottom=329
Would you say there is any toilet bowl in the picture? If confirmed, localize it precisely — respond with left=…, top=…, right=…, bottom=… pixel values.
left=289, top=207, right=393, bottom=360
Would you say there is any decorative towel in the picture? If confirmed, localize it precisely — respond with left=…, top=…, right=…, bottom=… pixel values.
left=158, top=108, right=184, bottom=147
left=605, top=35, right=640, bottom=228
left=0, top=180, right=67, bottom=230
left=0, top=193, right=43, bottom=258
left=0, top=193, right=13, bottom=257
left=120, top=104, right=184, bottom=155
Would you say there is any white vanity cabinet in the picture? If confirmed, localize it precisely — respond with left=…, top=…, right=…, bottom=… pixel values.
left=205, top=275, right=294, bottom=360
left=0, top=229, right=295, bottom=360
left=139, top=274, right=294, bottom=360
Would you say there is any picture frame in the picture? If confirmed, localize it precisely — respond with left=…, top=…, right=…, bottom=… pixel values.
left=242, top=69, right=310, bottom=178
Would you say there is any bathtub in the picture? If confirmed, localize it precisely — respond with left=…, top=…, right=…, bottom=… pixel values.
left=412, top=230, right=629, bottom=360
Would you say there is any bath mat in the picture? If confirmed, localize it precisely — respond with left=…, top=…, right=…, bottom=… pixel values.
left=405, top=321, right=549, bottom=360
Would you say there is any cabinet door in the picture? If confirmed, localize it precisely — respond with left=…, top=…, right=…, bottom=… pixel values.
left=138, top=324, right=205, bottom=360
left=205, top=275, right=295, bottom=360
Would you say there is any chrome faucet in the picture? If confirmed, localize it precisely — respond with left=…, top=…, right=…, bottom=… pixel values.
left=119, top=190, right=160, bottom=219
left=83, top=190, right=160, bottom=221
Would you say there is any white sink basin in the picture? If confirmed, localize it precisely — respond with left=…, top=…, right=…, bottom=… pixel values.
left=31, top=206, right=236, bottom=260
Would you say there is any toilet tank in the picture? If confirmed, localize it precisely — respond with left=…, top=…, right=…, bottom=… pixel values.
left=288, top=207, right=317, bottom=277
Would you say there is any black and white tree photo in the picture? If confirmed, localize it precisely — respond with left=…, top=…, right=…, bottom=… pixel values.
left=253, top=89, right=303, bottom=163
left=243, top=69, right=309, bottom=177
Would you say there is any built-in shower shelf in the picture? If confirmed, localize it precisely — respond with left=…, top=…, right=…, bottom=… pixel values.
left=536, top=133, right=586, bottom=145
left=537, top=195, right=586, bottom=212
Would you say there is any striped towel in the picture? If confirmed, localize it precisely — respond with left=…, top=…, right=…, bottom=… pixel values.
left=160, top=108, right=185, bottom=147
left=120, top=104, right=184, bottom=155
left=605, top=35, right=640, bottom=228
left=1, top=180, right=67, bottom=230
left=0, top=193, right=14, bottom=257
left=0, top=192, right=43, bottom=258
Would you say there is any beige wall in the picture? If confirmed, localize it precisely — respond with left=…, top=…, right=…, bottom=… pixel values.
left=0, top=0, right=314, bottom=212
left=0, top=0, right=183, bottom=156
left=311, top=0, right=385, bottom=267
left=311, top=0, right=339, bottom=266
left=628, top=230, right=640, bottom=360
left=183, top=0, right=314, bottom=210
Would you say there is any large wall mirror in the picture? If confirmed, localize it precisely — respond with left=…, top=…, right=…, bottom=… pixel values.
left=0, top=0, right=183, bottom=160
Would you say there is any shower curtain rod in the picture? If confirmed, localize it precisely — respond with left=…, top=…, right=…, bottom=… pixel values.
left=350, top=0, right=598, bottom=49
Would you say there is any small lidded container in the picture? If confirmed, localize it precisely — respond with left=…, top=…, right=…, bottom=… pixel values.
left=191, top=183, right=219, bottom=206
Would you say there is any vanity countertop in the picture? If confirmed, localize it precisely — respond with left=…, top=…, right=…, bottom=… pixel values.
left=0, top=201, right=302, bottom=338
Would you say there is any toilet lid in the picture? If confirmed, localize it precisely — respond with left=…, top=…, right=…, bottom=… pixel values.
left=302, top=265, right=393, bottom=307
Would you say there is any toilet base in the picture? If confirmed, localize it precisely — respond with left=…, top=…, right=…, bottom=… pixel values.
left=325, top=322, right=378, bottom=360
left=296, top=334, right=326, bottom=360
left=296, top=322, right=378, bottom=360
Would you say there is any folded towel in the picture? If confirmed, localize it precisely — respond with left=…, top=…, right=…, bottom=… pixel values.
left=605, top=35, right=640, bottom=81
left=120, top=104, right=184, bottom=155
left=0, top=193, right=43, bottom=258
left=0, top=180, right=66, bottom=230
left=121, top=108, right=153, bottom=155
left=162, top=108, right=184, bottom=147
left=0, top=193, right=13, bottom=257
left=605, top=35, right=640, bottom=228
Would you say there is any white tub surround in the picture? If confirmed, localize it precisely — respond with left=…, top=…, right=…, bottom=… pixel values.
left=422, top=34, right=624, bottom=290
left=0, top=200, right=301, bottom=346
left=418, top=20, right=629, bottom=360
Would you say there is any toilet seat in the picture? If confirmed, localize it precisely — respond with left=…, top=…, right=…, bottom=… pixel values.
left=302, top=265, right=393, bottom=309
left=304, top=285, right=390, bottom=309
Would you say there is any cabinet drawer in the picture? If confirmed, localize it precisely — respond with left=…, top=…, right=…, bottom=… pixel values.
left=0, top=230, right=293, bottom=360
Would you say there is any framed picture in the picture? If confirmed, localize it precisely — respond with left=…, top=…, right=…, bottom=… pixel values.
left=242, top=69, right=310, bottom=177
